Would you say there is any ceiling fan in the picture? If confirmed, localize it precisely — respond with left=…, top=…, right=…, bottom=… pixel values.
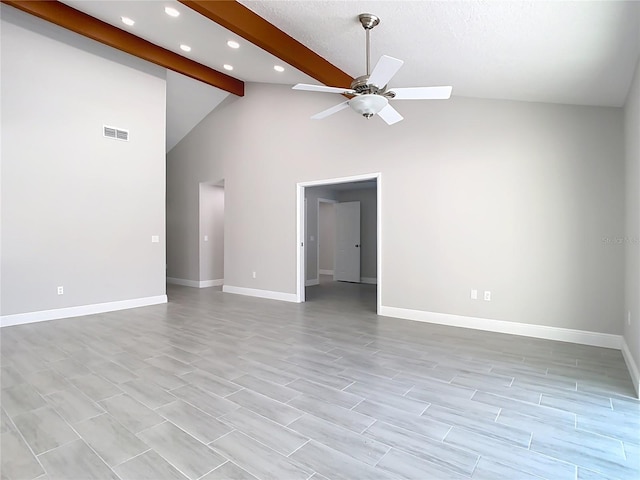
left=292, top=13, right=452, bottom=125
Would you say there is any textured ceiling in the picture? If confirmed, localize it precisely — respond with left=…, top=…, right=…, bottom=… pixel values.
left=50, top=0, right=639, bottom=149
left=239, top=0, right=640, bottom=107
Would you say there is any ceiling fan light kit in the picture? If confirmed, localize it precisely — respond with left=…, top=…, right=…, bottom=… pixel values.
left=349, top=94, right=388, bottom=118
left=292, top=13, right=453, bottom=125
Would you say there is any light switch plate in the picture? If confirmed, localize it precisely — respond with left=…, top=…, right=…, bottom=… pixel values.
left=151, top=235, right=159, bottom=243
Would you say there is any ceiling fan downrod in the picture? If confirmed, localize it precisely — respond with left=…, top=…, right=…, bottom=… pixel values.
left=358, top=13, right=380, bottom=77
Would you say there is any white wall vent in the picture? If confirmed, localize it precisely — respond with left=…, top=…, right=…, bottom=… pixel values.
left=103, top=125, right=129, bottom=141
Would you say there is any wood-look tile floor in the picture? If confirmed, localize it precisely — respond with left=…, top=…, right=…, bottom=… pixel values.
left=1, top=278, right=638, bottom=480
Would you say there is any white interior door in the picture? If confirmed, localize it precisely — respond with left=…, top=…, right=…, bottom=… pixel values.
left=334, top=201, right=361, bottom=282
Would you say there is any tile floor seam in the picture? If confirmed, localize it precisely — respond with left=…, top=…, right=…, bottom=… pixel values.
left=207, top=428, right=237, bottom=447
left=349, top=397, right=366, bottom=412
left=286, top=438, right=311, bottom=458
left=195, top=462, right=226, bottom=480
left=55, top=423, right=123, bottom=480
left=371, top=445, right=392, bottom=468
left=5, top=408, right=50, bottom=478
left=3, top=282, right=639, bottom=480
left=133, top=419, right=169, bottom=436
left=138, top=444, right=198, bottom=480
left=110, top=447, right=152, bottom=469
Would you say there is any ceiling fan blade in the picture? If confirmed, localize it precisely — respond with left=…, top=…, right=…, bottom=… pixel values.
left=389, top=86, right=452, bottom=100
left=377, top=104, right=403, bottom=125
left=368, top=55, right=404, bottom=88
left=311, top=101, right=350, bottom=120
left=293, top=83, right=355, bottom=95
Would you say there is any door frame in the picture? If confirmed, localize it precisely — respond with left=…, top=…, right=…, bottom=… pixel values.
left=296, top=173, right=381, bottom=314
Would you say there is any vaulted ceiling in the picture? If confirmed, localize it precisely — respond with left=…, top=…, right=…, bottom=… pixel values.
left=6, top=0, right=639, bottom=149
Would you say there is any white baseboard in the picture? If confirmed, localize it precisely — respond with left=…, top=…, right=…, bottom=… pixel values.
left=622, top=338, right=640, bottom=399
left=167, top=277, right=223, bottom=288
left=379, top=306, right=622, bottom=350
left=167, top=277, right=199, bottom=288
left=222, top=285, right=299, bottom=303
left=0, top=295, right=168, bottom=328
left=306, top=279, right=320, bottom=287
left=361, top=277, right=377, bottom=285
left=319, top=270, right=334, bottom=275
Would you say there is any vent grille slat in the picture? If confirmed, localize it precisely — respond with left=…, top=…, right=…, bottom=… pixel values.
left=103, top=125, right=129, bottom=142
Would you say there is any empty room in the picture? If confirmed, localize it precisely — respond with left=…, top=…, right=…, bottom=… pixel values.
left=1, top=1, right=639, bottom=479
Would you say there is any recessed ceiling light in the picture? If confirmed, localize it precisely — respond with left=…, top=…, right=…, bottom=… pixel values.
left=164, top=7, right=180, bottom=17
left=274, top=65, right=285, bottom=72
left=180, top=44, right=191, bottom=52
left=223, top=64, right=233, bottom=71
left=227, top=40, right=240, bottom=49
left=121, top=16, right=135, bottom=26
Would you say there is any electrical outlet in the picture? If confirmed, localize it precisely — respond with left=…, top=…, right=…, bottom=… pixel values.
left=204, top=235, right=208, bottom=242
left=151, top=235, right=159, bottom=243
left=57, top=286, right=64, bottom=295
left=470, top=289, right=478, bottom=300
left=252, top=271, right=256, bottom=279
left=484, top=291, right=491, bottom=301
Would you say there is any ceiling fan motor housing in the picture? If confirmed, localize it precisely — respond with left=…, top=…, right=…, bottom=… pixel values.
left=291, top=11, right=452, bottom=125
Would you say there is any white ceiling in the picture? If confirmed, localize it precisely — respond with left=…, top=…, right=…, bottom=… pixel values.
left=57, top=1, right=639, bottom=149
left=60, top=0, right=318, bottom=151
left=61, top=0, right=316, bottom=86
left=239, top=0, right=639, bottom=107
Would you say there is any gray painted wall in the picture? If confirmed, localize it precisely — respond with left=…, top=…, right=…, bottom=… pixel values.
left=624, top=55, right=640, bottom=379
left=336, top=188, right=378, bottom=280
left=304, top=187, right=337, bottom=282
left=199, top=184, right=225, bottom=282
left=167, top=82, right=625, bottom=335
left=1, top=7, right=166, bottom=315
left=319, top=202, right=336, bottom=273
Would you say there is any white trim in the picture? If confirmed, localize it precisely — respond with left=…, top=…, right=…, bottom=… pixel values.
left=167, top=277, right=223, bottom=288
left=376, top=175, right=382, bottom=315
left=223, top=285, right=299, bottom=303
left=297, top=172, right=381, bottom=314
left=360, top=277, right=377, bottom=285
left=167, top=277, right=200, bottom=288
left=319, top=269, right=334, bottom=275
left=306, top=279, right=320, bottom=287
left=379, top=306, right=622, bottom=349
left=622, top=339, right=640, bottom=398
left=297, top=184, right=305, bottom=303
left=0, top=295, right=168, bottom=328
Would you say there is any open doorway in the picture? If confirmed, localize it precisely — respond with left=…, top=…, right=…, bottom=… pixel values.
left=296, top=173, right=381, bottom=314
left=199, top=181, right=225, bottom=288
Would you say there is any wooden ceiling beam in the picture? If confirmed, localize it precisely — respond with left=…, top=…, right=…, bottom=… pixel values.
left=2, top=0, right=244, bottom=96
left=179, top=0, right=353, bottom=89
